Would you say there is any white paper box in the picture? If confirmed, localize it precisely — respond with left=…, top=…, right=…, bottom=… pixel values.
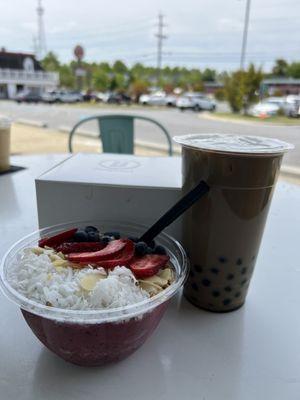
left=35, top=153, right=183, bottom=241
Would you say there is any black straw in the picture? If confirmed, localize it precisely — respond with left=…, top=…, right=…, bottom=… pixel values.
left=139, top=180, right=209, bottom=243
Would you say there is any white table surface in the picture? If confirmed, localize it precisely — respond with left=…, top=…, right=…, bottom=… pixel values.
left=1, top=154, right=300, bottom=400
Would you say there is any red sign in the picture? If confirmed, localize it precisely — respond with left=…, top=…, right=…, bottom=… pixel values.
left=74, top=45, right=84, bottom=60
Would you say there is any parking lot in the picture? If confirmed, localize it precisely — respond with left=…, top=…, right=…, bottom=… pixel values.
left=1, top=100, right=299, bottom=168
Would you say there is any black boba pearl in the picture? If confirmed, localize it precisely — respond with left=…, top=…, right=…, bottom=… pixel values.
left=224, top=286, right=232, bottom=292
left=251, top=255, right=256, bottom=261
left=73, top=230, right=88, bottom=242
left=235, top=292, right=241, bottom=298
left=194, top=265, right=203, bottom=273
left=241, top=267, right=247, bottom=275
left=241, top=279, right=247, bottom=286
left=227, top=273, right=234, bottom=280
left=190, top=271, right=195, bottom=278
left=202, top=279, right=211, bottom=287
left=223, top=299, right=231, bottom=306
left=84, top=226, right=99, bottom=233
left=219, top=257, right=227, bottom=263
left=236, top=258, right=243, bottom=265
left=210, top=268, right=219, bottom=275
left=191, top=282, right=199, bottom=291
left=212, top=290, right=220, bottom=297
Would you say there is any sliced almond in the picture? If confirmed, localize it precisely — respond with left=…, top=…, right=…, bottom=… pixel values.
left=31, top=247, right=44, bottom=255
left=157, top=267, right=174, bottom=283
left=141, top=275, right=169, bottom=288
left=139, top=280, right=163, bottom=296
left=52, top=259, right=69, bottom=268
left=56, top=251, right=66, bottom=260
left=80, top=273, right=106, bottom=291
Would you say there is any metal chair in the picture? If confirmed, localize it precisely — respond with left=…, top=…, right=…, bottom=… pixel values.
left=68, top=114, right=173, bottom=156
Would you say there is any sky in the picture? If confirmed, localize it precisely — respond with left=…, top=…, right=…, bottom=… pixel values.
left=0, top=0, right=299, bottom=71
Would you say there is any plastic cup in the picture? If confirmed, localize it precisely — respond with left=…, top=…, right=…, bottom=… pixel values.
left=0, top=220, right=188, bottom=366
left=174, top=134, right=293, bottom=312
left=0, top=117, right=11, bottom=172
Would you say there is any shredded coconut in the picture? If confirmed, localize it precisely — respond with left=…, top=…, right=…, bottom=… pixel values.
left=7, top=249, right=149, bottom=310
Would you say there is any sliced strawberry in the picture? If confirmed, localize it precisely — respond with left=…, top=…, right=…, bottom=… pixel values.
left=56, top=242, right=105, bottom=254
left=38, top=228, right=77, bottom=248
left=129, top=254, right=170, bottom=278
left=96, top=240, right=135, bottom=269
left=66, top=239, right=128, bottom=263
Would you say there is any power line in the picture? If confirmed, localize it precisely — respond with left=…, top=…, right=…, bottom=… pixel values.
left=155, top=13, right=167, bottom=83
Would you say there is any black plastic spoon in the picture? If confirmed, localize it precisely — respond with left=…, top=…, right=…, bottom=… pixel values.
left=139, top=180, right=209, bottom=243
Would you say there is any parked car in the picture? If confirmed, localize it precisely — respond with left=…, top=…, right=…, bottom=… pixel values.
left=15, top=91, right=42, bottom=103
left=249, top=101, right=280, bottom=117
left=106, top=92, right=132, bottom=105
left=249, top=97, right=296, bottom=118
left=139, top=92, right=176, bottom=106
left=41, top=90, right=61, bottom=104
left=59, top=91, right=83, bottom=103
left=176, top=93, right=216, bottom=111
left=286, top=95, right=300, bottom=118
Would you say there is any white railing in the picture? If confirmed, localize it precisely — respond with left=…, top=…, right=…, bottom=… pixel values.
left=0, top=68, right=59, bottom=85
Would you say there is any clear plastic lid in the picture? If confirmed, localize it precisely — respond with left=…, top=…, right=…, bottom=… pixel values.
left=173, top=133, right=294, bottom=155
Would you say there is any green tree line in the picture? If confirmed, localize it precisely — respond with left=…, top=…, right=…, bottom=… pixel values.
left=42, top=53, right=300, bottom=113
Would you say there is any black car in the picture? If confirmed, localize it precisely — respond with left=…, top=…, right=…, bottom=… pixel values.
left=107, top=93, right=132, bottom=105
left=15, top=91, right=42, bottom=103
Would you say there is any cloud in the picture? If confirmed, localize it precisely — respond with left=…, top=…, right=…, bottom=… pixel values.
left=217, top=18, right=243, bottom=33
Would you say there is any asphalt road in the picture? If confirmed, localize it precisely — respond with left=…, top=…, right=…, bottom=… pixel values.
left=0, top=100, right=299, bottom=167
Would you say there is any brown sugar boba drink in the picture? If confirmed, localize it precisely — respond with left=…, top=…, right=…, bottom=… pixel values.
left=174, top=134, right=293, bottom=312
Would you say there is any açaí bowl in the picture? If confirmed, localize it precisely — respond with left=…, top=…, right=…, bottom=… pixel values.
left=0, top=221, right=188, bottom=366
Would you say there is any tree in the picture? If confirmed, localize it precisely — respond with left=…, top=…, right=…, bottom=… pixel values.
left=202, top=68, right=216, bottom=82
left=242, top=64, right=263, bottom=114
left=129, top=79, right=149, bottom=102
left=59, top=64, right=75, bottom=88
left=223, top=65, right=263, bottom=114
left=41, top=52, right=60, bottom=71
left=93, top=70, right=110, bottom=91
left=113, top=60, right=127, bottom=74
left=287, top=62, right=300, bottom=78
left=272, top=59, right=288, bottom=76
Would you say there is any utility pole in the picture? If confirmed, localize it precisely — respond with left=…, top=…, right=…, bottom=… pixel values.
left=36, top=0, right=47, bottom=60
left=240, top=0, right=251, bottom=70
left=155, top=13, right=167, bottom=86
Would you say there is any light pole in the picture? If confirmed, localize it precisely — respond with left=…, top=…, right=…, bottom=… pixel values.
left=240, top=0, right=251, bottom=70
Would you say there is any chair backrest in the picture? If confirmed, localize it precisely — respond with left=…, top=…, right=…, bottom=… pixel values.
left=68, top=114, right=173, bottom=156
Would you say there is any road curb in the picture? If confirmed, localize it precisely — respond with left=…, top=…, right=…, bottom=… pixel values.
left=16, top=118, right=48, bottom=128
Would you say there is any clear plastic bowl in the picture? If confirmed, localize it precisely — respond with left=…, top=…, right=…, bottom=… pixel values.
left=0, top=220, right=188, bottom=366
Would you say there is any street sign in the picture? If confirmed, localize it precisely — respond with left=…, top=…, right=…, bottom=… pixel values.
left=74, top=45, right=84, bottom=61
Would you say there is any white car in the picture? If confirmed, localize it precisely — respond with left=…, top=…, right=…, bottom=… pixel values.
left=176, top=93, right=216, bottom=111
left=139, top=92, right=176, bottom=107
left=59, top=91, right=83, bottom=103
left=249, top=101, right=280, bottom=117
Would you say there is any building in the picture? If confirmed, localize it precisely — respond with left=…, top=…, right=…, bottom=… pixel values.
left=0, top=49, right=59, bottom=99
left=260, top=78, right=300, bottom=96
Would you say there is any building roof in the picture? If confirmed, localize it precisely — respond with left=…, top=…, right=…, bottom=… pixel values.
left=0, top=50, right=43, bottom=71
left=262, top=78, right=300, bottom=85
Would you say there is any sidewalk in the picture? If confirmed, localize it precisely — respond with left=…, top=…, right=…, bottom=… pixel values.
left=10, top=123, right=173, bottom=157
left=10, top=123, right=300, bottom=184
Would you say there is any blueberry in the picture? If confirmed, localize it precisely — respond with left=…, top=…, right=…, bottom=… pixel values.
left=101, top=235, right=112, bottom=244
left=147, top=240, right=156, bottom=249
left=128, top=236, right=139, bottom=243
left=73, top=230, right=88, bottom=242
left=85, top=226, right=99, bottom=233
left=104, top=231, right=121, bottom=239
left=87, top=232, right=100, bottom=242
left=146, top=246, right=154, bottom=254
left=135, top=242, right=148, bottom=256
left=154, top=245, right=167, bottom=255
